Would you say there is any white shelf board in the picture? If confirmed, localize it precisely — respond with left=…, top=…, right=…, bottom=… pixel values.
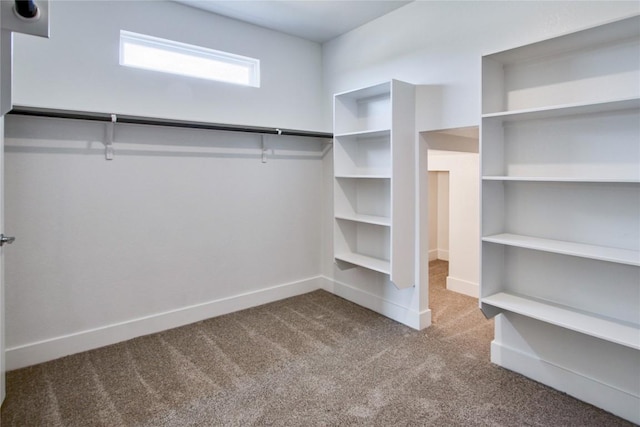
left=335, top=174, right=391, bottom=179
left=335, top=214, right=391, bottom=227
left=334, top=81, right=390, bottom=100
left=482, top=97, right=640, bottom=122
left=482, top=176, right=640, bottom=184
left=484, top=15, right=640, bottom=64
left=482, top=292, right=640, bottom=350
left=482, top=233, right=640, bottom=266
left=334, top=128, right=390, bottom=139
left=335, top=252, right=390, bottom=275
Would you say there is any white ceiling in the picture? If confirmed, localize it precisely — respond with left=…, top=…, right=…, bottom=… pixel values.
left=175, top=1, right=413, bottom=43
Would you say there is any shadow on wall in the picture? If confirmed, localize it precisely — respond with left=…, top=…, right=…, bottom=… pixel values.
left=4, top=115, right=330, bottom=160
left=416, top=85, right=444, bottom=131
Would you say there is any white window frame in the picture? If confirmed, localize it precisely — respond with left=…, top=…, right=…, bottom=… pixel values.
left=119, top=30, right=260, bottom=87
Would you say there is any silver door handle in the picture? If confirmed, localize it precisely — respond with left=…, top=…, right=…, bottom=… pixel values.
left=0, top=234, right=15, bottom=246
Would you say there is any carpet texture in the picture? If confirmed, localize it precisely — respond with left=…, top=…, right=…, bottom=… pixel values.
left=1, top=260, right=634, bottom=426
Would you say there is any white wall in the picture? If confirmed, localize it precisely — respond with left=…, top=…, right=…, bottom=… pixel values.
left=437, top=175, right=449, bottom=260
left=0, top=116, right=5, bottom=402
left=322, top=1, right=639, bottom=131
left=12, top=0, right=324, bottom=131
left=428, top=171, right=449, bottom=261
left=428, top=171, right=438, bottom=257
left=3, top=0, right=330, bottom=369
left=3, top=115, right=326, bottom=369
left=428, top=150, right=479, bottom=297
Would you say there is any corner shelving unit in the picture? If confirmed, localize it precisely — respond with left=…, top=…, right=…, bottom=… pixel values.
left=333, top=80, right=415, bottom=289
left=480, top=15, right=640, bottom=423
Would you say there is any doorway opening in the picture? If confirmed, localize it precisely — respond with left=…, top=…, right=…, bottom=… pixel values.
left=423, top=126, right=479, bottom=317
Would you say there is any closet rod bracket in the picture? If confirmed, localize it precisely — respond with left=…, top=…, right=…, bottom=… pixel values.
left=261, top=134, right=268, bottom=163
left=104, top=113, right=116, bottom=160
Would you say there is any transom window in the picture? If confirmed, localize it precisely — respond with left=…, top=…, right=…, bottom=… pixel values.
left=119, top=31, right=260, bottom=87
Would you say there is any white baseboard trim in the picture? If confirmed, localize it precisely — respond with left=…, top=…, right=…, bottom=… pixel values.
left=328, top=277, right=431, bottom=330
left=491, top=341, right=640, bottom=425
left=6, top=276, right=325, bottom=371
left=446, top=276, right=478, bottom=298
left=428, top=249, right=449, bottom=261
left=318, top=275, right=335, bottom=293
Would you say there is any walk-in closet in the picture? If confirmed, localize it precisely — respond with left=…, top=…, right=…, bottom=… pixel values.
left=0, top=1, right=637, bottom=425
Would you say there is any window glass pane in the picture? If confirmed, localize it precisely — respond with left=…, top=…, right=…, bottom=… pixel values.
left=120, top=31, right=260, bottom=87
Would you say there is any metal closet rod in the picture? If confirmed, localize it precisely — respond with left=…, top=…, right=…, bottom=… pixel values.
left=8, top=106, right=334, bottom=139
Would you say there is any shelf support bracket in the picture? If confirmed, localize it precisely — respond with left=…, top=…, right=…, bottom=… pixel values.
left=104, top=114, right=116, bottom=160
left=261, top=134, right=268, bottom=163
left=262, top=129, right=281, bottom=163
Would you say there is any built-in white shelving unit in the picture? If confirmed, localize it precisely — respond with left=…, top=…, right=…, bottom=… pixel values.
left=482, top=292, right=640, bottom=350
left=482, top=233, right=640, bottom=267
left=480, top=15, right=640, bottom=423
left=333, top=80, right=415, bottom=289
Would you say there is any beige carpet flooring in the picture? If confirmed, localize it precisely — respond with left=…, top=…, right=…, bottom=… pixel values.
left=1, top=260, right=634, bottom=426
